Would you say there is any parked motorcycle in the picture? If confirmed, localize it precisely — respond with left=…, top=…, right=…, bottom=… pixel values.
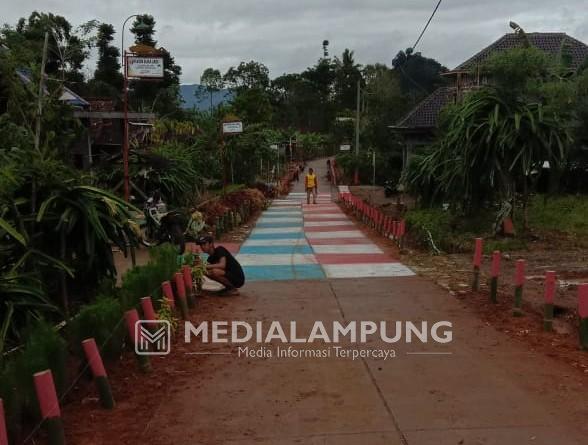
left=384, top=180, right=396, bottom=198
left=140, top=193, right=205, bottom=253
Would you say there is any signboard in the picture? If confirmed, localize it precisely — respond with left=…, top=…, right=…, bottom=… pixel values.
left=222, top=121, right=243, bottom=135
left=340, top=144, right=351, bottom=151
left=127, top=57, right=164, bottom=78
left=270, top=144, right=279, bottom=150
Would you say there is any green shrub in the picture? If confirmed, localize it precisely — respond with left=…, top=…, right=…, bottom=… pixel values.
left=0, top=320, right=68, bottom=429
left=0, top=359, right=24, bottom=438
left=120, top=243, right=178, bottom=309
left=69, top=296, right=125, bottom=361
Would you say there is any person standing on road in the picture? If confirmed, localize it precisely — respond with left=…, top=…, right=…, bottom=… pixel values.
left=305, top=167, right=318, bottom=204
left=196, top=235, right=245, bottom=295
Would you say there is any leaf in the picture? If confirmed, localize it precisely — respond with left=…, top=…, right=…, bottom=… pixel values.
left=0, top=217, right=26, bottom=246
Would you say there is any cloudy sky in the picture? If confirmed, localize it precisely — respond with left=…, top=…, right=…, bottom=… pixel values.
left=2, top=0, right=587, bottom=84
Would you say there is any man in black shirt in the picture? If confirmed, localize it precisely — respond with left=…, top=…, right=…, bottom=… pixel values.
left=196, top=235, right=245, bottom=295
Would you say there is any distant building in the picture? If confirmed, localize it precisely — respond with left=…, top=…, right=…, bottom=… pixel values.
left=392, top=32, right=588, bottom=169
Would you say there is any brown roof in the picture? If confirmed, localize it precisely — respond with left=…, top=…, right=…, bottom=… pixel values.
left=394, top=87, right=456, bottom=130
left=455, top=32, right=588, bottom=71
left=395, top=32, right=588, bottom=130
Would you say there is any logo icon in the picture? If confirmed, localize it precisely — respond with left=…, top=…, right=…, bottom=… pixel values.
left=135, top=320, right=171, bottom=355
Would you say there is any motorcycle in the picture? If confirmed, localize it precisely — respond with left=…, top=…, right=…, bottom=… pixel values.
left=140, top=194, right=206, bottom=253
left=384, top=180, right=396, bottom=198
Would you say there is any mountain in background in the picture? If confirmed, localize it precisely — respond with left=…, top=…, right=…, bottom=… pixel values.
left=179, top=84, right=234, bottom=110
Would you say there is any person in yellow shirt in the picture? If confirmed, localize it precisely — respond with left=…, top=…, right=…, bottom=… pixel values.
left=305, top=168, right=318, bottom=204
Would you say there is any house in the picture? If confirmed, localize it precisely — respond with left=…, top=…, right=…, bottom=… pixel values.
left=391, top=32, right=588, bottom=168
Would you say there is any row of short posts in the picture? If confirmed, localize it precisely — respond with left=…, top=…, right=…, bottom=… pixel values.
left=0, top=259, right=204, bottom=445
left=0, top=336, right=119, bottom=445
left=338, top=192, right=406, bottom=248
left=214, top=201, right=252, bottom=239
left=471, top=237, right=588, bottom=350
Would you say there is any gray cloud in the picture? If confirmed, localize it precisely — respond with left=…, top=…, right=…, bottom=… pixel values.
left=2, top=0, right=587, bottom=83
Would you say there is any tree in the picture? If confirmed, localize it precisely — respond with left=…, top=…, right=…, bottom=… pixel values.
left=94, top=23, right=122, bottom=88
left=223, top=61, right=270, bottom=91
left=392, top=48, right=447, bottom=102
left=129, top=15, right=182, bottom=115
left=224, top=61, right=272, bottom=124
left=200, top=68, right=223, bottom=112
left=10, top=12, right=95, bottom=86
left=333, top=49, right=363, bottom=110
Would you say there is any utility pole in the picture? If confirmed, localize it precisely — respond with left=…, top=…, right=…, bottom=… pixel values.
left=34, top=32, right=49, bottom=151
left=354, top=79, right=361, bottom=185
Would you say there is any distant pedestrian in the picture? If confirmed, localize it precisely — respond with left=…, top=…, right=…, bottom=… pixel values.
left=305, top=167, right=318, bottom=204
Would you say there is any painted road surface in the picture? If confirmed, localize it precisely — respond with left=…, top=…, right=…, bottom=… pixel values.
left=236, top=189, right=414, bottom=281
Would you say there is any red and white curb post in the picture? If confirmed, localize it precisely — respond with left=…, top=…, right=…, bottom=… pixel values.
left=543, top=271, right=556, bottom=331
left=513, top=259, right=525, bottom=316
left=578, top=284, right=588, bottom=350
left=490, top=251, right=501, bottom=303
left=161, top=281, right=176, bottom=310
left=472, top=238, right=483, bottom=291
left=33, top=370, right=65, bottom=445
left=125, top=309, right=151, bottom=372
left=82, top=338, right=115, bottom=409
left=140, top=296, right=158, bottom=326
left=182, top=265, right=196, bottom=309
left=174, top=272, right=189, bottom=320
left=0, top=399, right=8, bottom=445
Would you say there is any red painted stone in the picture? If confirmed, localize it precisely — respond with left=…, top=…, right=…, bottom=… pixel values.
left=33, top=370, right=61, bottom=419
left=140, top=297, right=157, bottom=321
left=161, top=281, right=175, bottom=308
left=579, top=284, right=588, bottom=319
left=125, top=309, right=141, bottom=344
left=515, top=259, right=526, bottom=287
left=82, top=338, right=107, bottom=378
left=174, top=272, right=187, bottom=300
left=473, top=238, right=483, bottom=267
left=544, top=271, right=556, bottom=304
left=491, top=251, right=501, bottom=277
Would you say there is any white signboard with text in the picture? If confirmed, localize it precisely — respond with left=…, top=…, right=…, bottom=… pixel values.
left=127, top=57, right=164, bottom=78
left=340, top=144, right=351, bottom=151
left=222, top=121, right=243, bottom=134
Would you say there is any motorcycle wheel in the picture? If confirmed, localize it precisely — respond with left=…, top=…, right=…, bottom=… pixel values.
left=170, top=224, right=186, bottom=254
left=140, top=225, right=158, bottom=247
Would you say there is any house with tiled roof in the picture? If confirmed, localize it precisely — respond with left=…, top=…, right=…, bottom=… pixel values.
left=391, top=31, right=588, bottom=168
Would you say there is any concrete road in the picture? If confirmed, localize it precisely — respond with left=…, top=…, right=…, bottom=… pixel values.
left=143, top=159, right=588, bottom=445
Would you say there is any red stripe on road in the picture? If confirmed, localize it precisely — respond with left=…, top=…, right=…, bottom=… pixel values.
left=304, top=225, right=356, bottom=232
left=308, top=238, right=368, bottom=245
left=316, top=254, right=397, bottom=264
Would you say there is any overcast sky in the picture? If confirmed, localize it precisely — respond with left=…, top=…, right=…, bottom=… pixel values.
left=2, top=0, right=587, bottom=84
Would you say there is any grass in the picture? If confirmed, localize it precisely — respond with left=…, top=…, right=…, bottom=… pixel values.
left=405, top=194, right=588, bottom=254
left=526, top=195, right=588, bottom=237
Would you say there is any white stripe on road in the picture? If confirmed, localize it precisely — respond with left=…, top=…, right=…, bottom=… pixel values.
left=235, top=254, right=318, bottom=266
left=323, top=263, right=415, bottom=278
left=258, top=217, right=303, bottom=223
left=251, top=227, right=303, bottom=234
left=242, top=239, right=310, bottom=246
left=303, top=214, right=348, bottom=219
left=303, top=220, right=354, bottom=227
left=312, top=244, right=383, bottom=254
left=305, top=231, right=366, bottom=239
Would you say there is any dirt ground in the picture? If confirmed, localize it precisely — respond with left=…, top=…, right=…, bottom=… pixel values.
left=344, top=185, right=588, bottom=376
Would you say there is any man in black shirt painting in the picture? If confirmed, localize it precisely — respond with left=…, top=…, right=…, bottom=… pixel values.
left=196, top=235, right=245, bottom=295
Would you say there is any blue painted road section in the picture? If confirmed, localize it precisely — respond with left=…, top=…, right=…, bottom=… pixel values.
left=237, top=199, right=325, bottom=281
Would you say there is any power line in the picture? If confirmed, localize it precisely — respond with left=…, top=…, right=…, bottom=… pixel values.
left=412, top=0, right=443, bottom=51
